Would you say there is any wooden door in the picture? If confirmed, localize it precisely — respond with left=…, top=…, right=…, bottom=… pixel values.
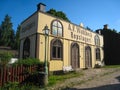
left=85, top=46, right=92, bottom=68
left=71, top=43, right=79, bottom=69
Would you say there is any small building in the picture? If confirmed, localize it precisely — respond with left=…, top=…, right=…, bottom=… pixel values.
left=20, top=3, right=104, bottom=72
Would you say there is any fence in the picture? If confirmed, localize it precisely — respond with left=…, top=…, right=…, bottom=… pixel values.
left=0, top=64, right=44, bottom=86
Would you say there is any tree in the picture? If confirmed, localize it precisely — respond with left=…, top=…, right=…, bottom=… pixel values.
left=0, top=26, right=2, bottom=45
left=1, top=15, right=15, bottom=47
left=86, top=26, right=93, bottom=31
left=0, top=51, right=13, bottom=66
left=47, top=9, right=70, bottom=22
left=112, top=29, right=117, bottom=33
left=47, top=8, right=56, bottom=16
left=14, top=25, right=21, bottom=50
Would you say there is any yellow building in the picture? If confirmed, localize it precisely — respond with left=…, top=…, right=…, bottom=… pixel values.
left=20, top=3, right=104, bottom=72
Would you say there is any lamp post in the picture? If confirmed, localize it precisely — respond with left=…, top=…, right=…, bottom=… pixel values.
left=43, top=25, right=49, bottom=85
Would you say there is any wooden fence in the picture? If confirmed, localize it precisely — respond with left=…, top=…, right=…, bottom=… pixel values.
left=0, top=65, right=44, bottom=86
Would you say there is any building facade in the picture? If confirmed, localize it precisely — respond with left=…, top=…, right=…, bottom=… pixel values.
left=20, top=3, right=104, bottom=72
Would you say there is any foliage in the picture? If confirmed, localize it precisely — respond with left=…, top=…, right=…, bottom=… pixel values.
left=0, top=15, right=15, bottom=47
left=103, top=65, right=120, bottom=68
left=86, top=26, right=93, bottom=31
left=0, top=15, right=21, bottom=50
left=48, top=71, right=83, bottom=86
left=13, top=58, right=43, bottom=66
left=0, top=82, right=40, bottom=90
left=2, top=81, right=19, bottom=90
left=0, top=51, right=13, bottom=66
left=47, top=8, right=70, bottom=22
left=112, top=29, right=117, bottom=33
left=14, top=25, right=21, bottom=50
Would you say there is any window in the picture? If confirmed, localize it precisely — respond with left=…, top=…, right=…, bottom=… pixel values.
left=51, top=39, right=63, bottom=60
left=51, top=20, right=63, bottom=36
left=96, top=48, right=100, bottom=60
left=23, top=38, right=30, bottom=59
left=94, top=35, right=100, bottom=46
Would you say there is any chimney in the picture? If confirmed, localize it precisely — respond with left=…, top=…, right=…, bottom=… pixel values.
left=103, top=24, right=108, bottom=30
left=37, top=3, right=46, bottom=12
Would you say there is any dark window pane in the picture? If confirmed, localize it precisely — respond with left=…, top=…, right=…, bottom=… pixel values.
left=57, top=47, right=61, bottom=58
left=96, top=48, right=100, bottom=60
left=23, top=38, right=30, bottom=59
left=51, top=39, right=63, bottom=60
left=52, top=46, right=56, bottom=58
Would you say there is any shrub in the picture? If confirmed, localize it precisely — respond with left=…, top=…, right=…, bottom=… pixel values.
left=0, top=52, right=13, bottom=66
left=13, top=58, right=44, bottom=66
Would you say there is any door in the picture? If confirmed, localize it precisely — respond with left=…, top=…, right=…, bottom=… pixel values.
left=85, top=46, right=92, bottom=68
left=71, top=43, right=79, bottom=69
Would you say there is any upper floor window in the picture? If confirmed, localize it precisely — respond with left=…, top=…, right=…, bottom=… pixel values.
left=51, top=20, right=63, bottom=37
left=94, top=35, right=100, bottom=46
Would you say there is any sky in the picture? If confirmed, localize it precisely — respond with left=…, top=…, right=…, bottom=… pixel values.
left=0, top=0, right=120, bottom=32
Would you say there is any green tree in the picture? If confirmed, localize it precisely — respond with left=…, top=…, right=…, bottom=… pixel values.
left=47, top=9, right=70, bottom=22
left=47, top=8, right=56, bottom=16
left=0, top=26, right=2, bottom=45
left=112, top=29, right=117, bottom=33
left=0, top=52, right=13, bottom=66
left=1, top=15, right=15, bottom=47
left=14, top=25, right=21, bottom=50
left=86, top=26, right=93, bottom=31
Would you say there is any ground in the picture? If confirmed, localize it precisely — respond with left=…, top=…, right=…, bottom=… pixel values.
left=46, top=67, right=120, bottom=90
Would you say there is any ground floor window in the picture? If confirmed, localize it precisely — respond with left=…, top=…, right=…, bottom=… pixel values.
left=23, top=38, right=30, bottom=59
left=96, top=48, right=101, bottom=60
left=51, top=39, right=63, bottom=60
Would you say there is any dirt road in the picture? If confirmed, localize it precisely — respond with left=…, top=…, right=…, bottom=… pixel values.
left=65, top=68, right=120, bottom=90
left=47, top=68, right=120, bottom=90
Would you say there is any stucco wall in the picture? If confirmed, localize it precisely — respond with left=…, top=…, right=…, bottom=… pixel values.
left=20, top=11, right=104, bottom=71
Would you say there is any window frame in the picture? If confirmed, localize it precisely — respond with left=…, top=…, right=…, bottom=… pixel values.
left=96, top=48, right=101, bottom=61
left=23, top=37, right=30, bottom=59
left=51, top=20, right=63, bottom=37
left=94, top=35, right=100, bottom=46
left=50, top=39, right=63, bottom=60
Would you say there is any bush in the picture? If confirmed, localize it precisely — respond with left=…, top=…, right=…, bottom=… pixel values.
left=0, top=52, right=13, bottom=66
left=0, top=82, right=40, bottom=90
left=13, top=58, right=44, bottom=66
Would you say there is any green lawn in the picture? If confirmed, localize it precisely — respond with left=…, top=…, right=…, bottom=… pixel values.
left=48, top=71, right=83, bottom=87
left=103, top=65, right=120, bottom=68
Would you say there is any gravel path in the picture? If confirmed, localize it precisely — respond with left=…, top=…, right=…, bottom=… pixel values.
left=65, top=68, right=120, bottom=90
left=47, top=68, right=120, bottom=90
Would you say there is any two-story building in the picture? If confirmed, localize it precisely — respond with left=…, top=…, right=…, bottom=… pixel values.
left=20, top=3, right=104, bottom=72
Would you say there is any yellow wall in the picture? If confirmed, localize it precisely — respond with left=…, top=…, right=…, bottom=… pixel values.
left=20, top=11, right=104, bottom=71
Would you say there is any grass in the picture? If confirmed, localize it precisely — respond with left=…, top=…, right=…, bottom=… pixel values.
left=103, top=65, right=120, bottom=68
left=48, top=71, right=83, bottom=87
left=0, top=84, right=40, bottom=90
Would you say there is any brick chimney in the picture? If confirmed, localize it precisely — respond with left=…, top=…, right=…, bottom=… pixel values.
left=37, top=3, right=46, bottom=12
left=103, top=24, right=108, bottom=29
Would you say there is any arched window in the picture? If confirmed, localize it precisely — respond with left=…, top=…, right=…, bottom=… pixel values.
left=51, top=20, right=63, bottom=37
left=51, top=39, right=63, bottom=60
left=23, top=38, right=30, bottom=59
left=94, top=35, right=100, bottom=46
left=96, top=48, right=101, bottom=61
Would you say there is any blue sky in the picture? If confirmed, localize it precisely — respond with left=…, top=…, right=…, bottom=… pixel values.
left=0, top=0, right=120, bottom=32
